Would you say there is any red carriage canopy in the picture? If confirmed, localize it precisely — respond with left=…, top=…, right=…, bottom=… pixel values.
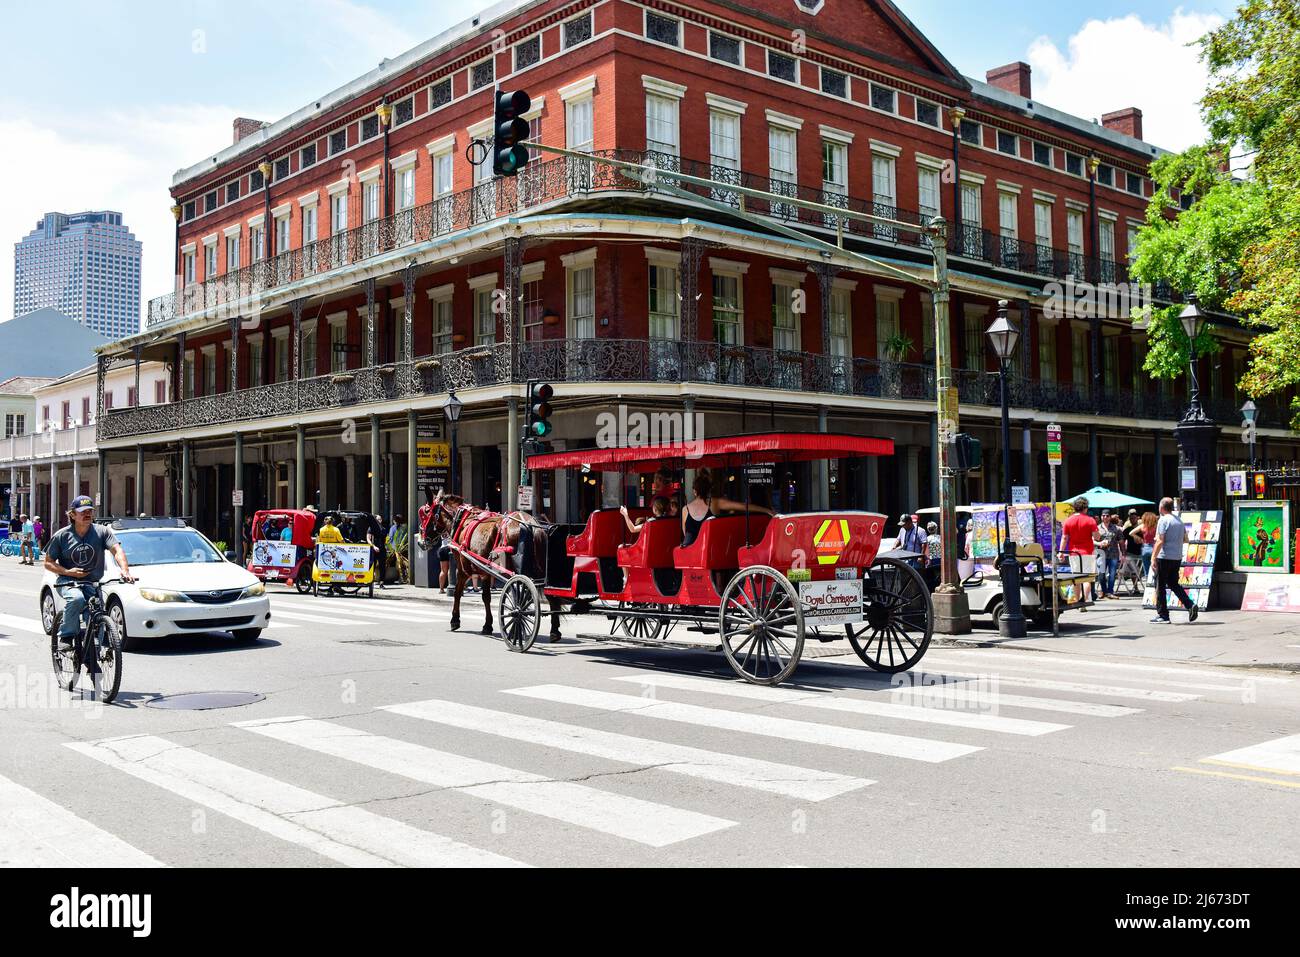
left=527, top=432, right=895, bottom=473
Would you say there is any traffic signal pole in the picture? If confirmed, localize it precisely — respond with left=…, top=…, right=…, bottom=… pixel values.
left=505, top=142, right=972, bottom=633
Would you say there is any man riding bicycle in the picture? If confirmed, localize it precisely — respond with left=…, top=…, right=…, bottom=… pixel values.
left=42, top=496, right=134, bottom=648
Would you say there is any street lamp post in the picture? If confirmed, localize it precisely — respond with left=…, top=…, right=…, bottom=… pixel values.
left=1241, top=399, right=1258, bottom=470
left=444, top=390, right=463, bottom=497
left=1174, top=295, right=1216, bottom=512
left=987, top=300, right=1027, bottom=638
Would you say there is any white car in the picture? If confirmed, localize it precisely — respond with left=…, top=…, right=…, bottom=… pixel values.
left=40, top=519, right=272, bottom=651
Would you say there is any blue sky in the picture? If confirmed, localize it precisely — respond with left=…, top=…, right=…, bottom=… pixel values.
left=0, top=0, right=1237, bottom=324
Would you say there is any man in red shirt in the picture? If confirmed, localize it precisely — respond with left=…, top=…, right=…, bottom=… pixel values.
left=1060, top=496, right=1098, bottom=557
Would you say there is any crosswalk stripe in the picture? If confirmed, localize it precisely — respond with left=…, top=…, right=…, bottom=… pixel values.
left=384, top=698, right=872, bottom=802
left=270, top=598, right=448, bottom=622
left=610, top=674, right=1071, bottom=736
left=66, top=735, right=527, bottom=868
left=1203, top=734, right=1300, bottom=776
left=0, top=612, right=45, bottom=636
left=267, top=608, right=385, bottom=626
left=923, top=655, right=1246, bottom=693
left=912, top=670, right=1199, bottom=702
left=237, top=715, right=734, bottom=847
left=505, top=685, right=982, bottom=763
left=887, top=684, right=1141, bottom=717
left=0, top=771, right=164, bottom=867
left=934, top=649, right=1291, bottom=684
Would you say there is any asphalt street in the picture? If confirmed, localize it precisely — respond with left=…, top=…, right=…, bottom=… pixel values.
left=1, top=560, right=1297, bottom=868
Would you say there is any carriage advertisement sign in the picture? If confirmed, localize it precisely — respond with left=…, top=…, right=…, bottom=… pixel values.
left=315, top=543, right=372, bottom=581
left=252, top=540, right=296, bottom=569
left=799, top=580, right=863, bottom=627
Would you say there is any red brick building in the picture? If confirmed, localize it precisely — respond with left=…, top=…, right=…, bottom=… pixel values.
left=95, top=0, right=1290, bottom=536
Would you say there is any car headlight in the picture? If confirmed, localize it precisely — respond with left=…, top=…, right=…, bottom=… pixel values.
left=241, top=582, right=266, bottom=599
left=138, top=588, right=191, bottom=603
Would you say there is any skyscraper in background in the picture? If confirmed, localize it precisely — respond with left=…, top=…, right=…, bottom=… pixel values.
left=14, top=211, right=142, bottom=339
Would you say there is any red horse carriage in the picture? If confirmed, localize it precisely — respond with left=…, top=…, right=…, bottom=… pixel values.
left=433, top=432, right=931, bottom=687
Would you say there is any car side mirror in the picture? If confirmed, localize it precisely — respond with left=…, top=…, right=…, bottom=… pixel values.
left=224, top=550, right=237, bottom=562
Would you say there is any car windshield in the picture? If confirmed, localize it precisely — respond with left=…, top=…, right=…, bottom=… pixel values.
left=117, top=530, right=224, bottom=566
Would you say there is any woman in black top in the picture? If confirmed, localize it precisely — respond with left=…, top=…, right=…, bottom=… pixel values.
left=680, top=469, right=773, bottom=548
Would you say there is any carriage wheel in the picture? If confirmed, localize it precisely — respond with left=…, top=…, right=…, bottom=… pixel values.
left=615, top=603, right=667, bottom=642
left=719, top=566, right=804, bottom=686
left=498, top=576, right=541, bottom=653
left=849, top=557, right=933, bottom=673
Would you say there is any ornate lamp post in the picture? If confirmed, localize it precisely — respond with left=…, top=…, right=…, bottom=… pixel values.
left=987, top=301, right=1027, bottom=638
left=444, top=390, right=463, bottom=496
left=949, top=107, right=966, bottom=245
left=1174, top=295, right=1216, bottom=510
left=1241, top=399, right=1258, bottom=470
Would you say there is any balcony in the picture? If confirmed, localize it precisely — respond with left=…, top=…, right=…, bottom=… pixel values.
left=0, top=424, right=99, bottom=464
left=97, top=339, right=1264, bottom=442
left=149, top=150, right=1156, bottom=330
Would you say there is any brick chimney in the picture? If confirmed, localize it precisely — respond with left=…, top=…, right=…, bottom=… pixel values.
left=233, top=117, right=267, bottom=145
left=986, top=62, right=1032, bottom=98
left=1102, top=108, right=1143, bottom=141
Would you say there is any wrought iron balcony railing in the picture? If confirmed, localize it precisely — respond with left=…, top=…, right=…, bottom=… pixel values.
left=98, top=338, right=1256, bottom=441
left=148, top=149, right=1151, bottom=330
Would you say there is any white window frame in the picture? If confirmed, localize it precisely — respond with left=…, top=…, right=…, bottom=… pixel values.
left=1038, top=319, right=1058, bottom=383
left=710, top=259, right=747, bottom=347
left=643, top=78, right=684, bottom=158
left=562, top=248, right=597, bottom=339
left=645, top=248, right=680, bottom=340
left=468, top=272, right=499, bottom=347
left=301, top=319, right=318, bottom=379
left=767, top=114, right=800, bottom=217
left=427, top=284, right=455, bottom=355
left=875, top=287, right=904, bottom=361
left=328, top=312, right=348, bottom=373
left=770, top=268, right=805, bottom=353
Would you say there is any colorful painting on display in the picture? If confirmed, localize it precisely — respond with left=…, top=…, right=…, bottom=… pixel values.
left=1142, top=511, right=1222, bottom=612
left=1232, top=501, right=1290, bottom=574
left=970, top=505, right=1041, bottom=562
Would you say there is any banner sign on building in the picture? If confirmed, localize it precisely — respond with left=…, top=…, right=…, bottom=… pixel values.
left=416, top=422, right=450, bottom=493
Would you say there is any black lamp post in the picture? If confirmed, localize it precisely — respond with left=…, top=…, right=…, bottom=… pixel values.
left=987, top=300, right=1027, bottom=638
left=444, top=390, right=463, bottom=496
left=1180, top=296, right=1208, bottom=423
left=1242, top=399, right=1258, bottom=469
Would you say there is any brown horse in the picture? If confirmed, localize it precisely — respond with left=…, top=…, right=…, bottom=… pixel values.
left=418, top=492, right=561, bottom=640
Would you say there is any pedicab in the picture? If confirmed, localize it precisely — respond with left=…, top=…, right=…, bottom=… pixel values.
left=487, top=432, right=933, bottom=686
left=248, top=508, right=317, bottom=593
left=310, top=509, right=378, bottom=598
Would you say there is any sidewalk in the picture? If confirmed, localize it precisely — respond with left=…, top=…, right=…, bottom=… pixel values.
left=937, top=593, right=1300, bottom=671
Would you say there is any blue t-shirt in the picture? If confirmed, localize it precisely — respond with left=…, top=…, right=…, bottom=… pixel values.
left=1156, top=513, right=1185, bottom=562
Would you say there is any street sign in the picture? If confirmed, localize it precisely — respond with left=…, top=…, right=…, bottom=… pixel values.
left=517, top=485, right=533, bottom=510
left=1047, top=423, right=1063, bottom=467
left=1012, top=486, right=1030, bottom=505
left=743, top=464, right=774, bottom=485
left=232, top=489, right=244, bottom=507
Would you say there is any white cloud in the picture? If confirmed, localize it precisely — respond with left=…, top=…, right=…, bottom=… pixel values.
left=1026, top=9, right=1225, bottom=151
left=0, top=104, right=235, bottom=327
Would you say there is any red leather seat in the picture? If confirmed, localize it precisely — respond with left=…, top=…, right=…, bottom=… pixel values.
left=566, top=509, right=629, bottom=558
left=673, top=515, right=771, bottom=571
left=618, top=518, right=682, bottom=569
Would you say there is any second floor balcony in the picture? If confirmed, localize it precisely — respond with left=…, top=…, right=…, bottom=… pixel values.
left=0, top=423, right=99, bottom=465
left=96, top=338, right=1268, bottom=443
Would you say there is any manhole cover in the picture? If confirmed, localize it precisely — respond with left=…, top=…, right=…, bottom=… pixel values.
left=341, top=638, right=419, bottom=647
left=146, top=691, right=266, bottom=710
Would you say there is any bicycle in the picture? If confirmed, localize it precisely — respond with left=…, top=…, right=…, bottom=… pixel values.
left=50, top=578, right=127, bottom=703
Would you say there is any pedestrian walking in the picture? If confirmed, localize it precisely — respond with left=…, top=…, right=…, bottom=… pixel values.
left=891, top=513, right=926, bottom=570
left=387, top=515, right=409, bottom=585
left=923, top=521, right=942, bottom=589
left=1059, top=497, right=1097, bottom=608
left=19, top=513, right=35, bottom=565
left=1102, top=513, right=1122, bottom=598
left=1151, top=497, right=1198, bottom=624
left=33, top=516, right=44, bottom=552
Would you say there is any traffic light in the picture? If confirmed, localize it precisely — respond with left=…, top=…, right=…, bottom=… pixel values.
left=493, top=89, right=531, bottom=177
left=952, top=433, right=982, bottom=473
left=525, top=380, right=553, bottom=440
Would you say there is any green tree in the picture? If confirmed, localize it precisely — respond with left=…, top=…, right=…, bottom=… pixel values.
left=1130, top=0, right=1300, bottom=423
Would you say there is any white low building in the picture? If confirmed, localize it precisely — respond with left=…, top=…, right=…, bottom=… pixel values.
left=1, top=361, right=170, bottom=525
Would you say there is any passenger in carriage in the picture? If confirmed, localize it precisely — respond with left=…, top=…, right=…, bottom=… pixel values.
left=620, top=496, right=670, bottom=537
left=680, top=468, right=774, bottom=549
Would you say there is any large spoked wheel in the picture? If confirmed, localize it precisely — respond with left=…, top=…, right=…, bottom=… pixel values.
left=498, top=576, right=541, bottom=653
left=295, top=567, right=313, bottom=594
left=849, top=556, right=933, bottom=673
left=719, top=566, right=804, bottom=686
left=614, top=603, right=667, bottom=642
left=90, top=614, right=123, bottom=703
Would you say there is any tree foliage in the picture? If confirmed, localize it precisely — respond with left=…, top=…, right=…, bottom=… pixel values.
left=1129, top=0, right=1300, bottom=423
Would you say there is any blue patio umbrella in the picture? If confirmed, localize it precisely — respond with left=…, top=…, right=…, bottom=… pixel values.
left=1062, top=486, right=1154, bottom=511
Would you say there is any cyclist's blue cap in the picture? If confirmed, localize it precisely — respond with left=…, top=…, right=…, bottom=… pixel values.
left=70, top=495, right=94, bottom=512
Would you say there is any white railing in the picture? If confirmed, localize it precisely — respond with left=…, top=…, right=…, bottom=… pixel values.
left=0, top=423, right=98, bottom=464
